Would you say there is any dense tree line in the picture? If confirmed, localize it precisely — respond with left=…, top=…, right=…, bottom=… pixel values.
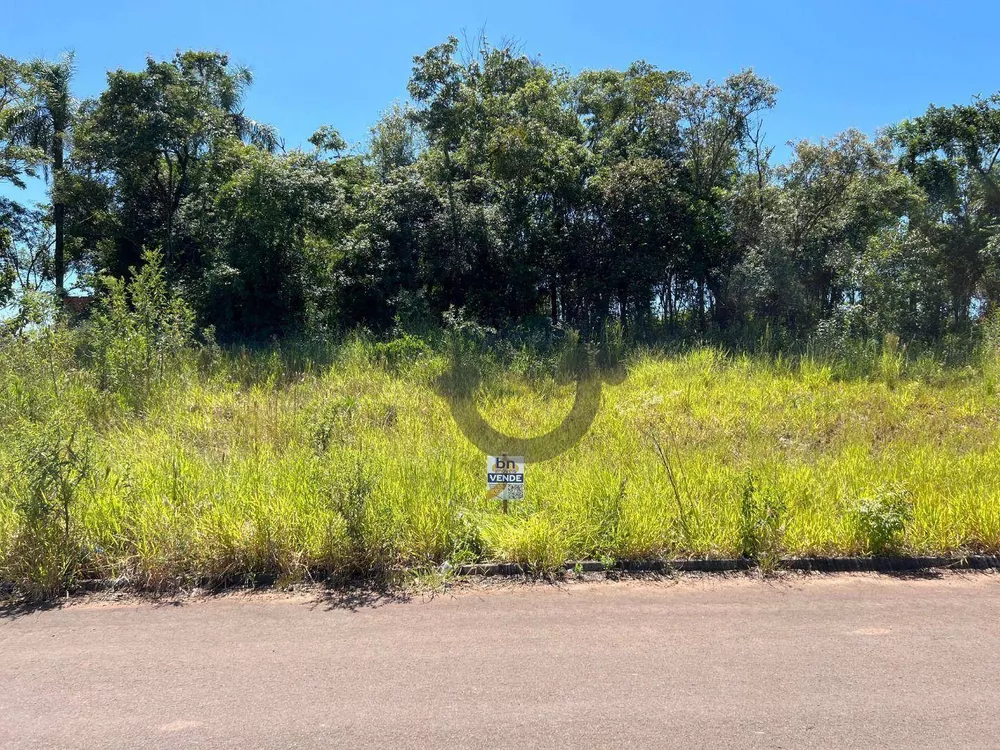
left=3, top=38, right=1000, bottom=343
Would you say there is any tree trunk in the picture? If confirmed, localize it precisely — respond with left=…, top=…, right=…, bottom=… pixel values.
left=667, top=275, right=675, bottom=330
left=549, top=278, right=558, bottom=325
left=443, top=148, right=460, bottom=258
left=707, top=276, right=731, bottom=328
left=697, top=278, right=706, bottom=332
left=52, top=128, right=65, bottom=296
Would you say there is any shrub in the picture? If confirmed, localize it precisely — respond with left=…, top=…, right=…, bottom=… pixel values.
left=878, top=333, right=904, bottom=388
left=372, top=333, right=430, bottom=373
left=86, top=249, right=195, bottom=409
left=851, top=486, right=913, bottom=555
left=980, top=312, right=1000, bottom=394
left=331, top=461, right=396, bottom=575
left=738, top=473, right=786, bottom=571
left=0, top=423, right=92, bottom=599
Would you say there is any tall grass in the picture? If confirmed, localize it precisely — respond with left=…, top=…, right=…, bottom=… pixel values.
left=3, top=293, right=1000, bottom=597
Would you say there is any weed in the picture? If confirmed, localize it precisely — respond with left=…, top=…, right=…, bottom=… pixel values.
left=332, top=460, right=394, bottom=575
left=481, top=514, right=567, bottom=575
left=651, top=433, right=693, bottom=546
left=850, top=485, right=913, bottom=555
left=372, top=333, right=430, bottom=374
left=878, top=334, right=905, bottom=388
left=1, top=423, right=92, bottom=598
left=87, top=249, right=195, bottom=410
left=738, top=473, right=786, bottom=572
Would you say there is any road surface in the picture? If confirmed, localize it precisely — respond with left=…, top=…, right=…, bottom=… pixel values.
left=2, top=573, right=999, bottom=749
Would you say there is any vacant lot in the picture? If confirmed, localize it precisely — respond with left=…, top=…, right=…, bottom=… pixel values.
left=3, top=333, right=1000, bottom=596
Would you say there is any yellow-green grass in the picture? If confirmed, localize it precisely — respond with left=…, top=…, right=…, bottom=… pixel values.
left=3, top=338, right=1000, bottom=596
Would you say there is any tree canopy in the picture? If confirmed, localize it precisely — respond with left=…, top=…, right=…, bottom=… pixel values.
left=3, top=37, right=1000, bottom=345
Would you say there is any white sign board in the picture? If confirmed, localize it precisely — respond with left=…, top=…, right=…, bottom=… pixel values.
left=487, top=455, right=525, bottom=503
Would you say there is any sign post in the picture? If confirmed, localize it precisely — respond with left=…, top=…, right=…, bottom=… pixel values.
left=487, top=455, right=525, bottom=513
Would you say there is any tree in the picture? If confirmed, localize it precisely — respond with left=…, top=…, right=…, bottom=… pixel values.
left=335, top=164, right=444, bottom=331
left=0, top=55, right=47, bottom=305
left=368, top=103, right=421, bottom=181
left=574, top=63, right=689, bottom=331
left=404, top=36, right=591, bottom=326
left=587, top=156, right=688, bottom=332
left=4, top=37, right=996, bottom=347
left=12, top=53, right=75, bottom=295
left=675, top=70, right=778, bottom=328
left=407, top=36, right=468, bottom=269
left=895, top=93, right=1000, bottom=325
left=730, top=130, right=911, bottom=330
left=853, top=224, right=947, bottom=339
left=72, top=51, right=277, bottom=280
left=0, top=55, right=45, bottom=189
left=203, top=143, right=349, bottom=336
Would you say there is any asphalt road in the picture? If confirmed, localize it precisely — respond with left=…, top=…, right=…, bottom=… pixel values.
left=3, top=573, right=1000, bottom=749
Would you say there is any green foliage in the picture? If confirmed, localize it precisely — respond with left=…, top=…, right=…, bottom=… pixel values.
left=202, top=145, right=347, bottom=336
left=850, top=486, right=914, bottom=556
left=87, top=249, right=195, bottom=408
left=70, top=50, right=277, bottom=281
left=0, top=55, right=47, bottom=188
left=481, top=514, right=568, bottom=575
left=0, top=329, right=999, bottom=598
left=1, top=423, right=91, bottom=599
left=8, top=38, right=1000, bottom=599
left=5, top=40, right=997, bottom=345
left=368, top=103, right=421, bottom=179
left=372, top=333, right=430, bottom=373
left=330, top=460, right=395, bottom=574
left=878, top=333, right=905, bottom=388
left=738, top=473, right=786, bottom=570
left=980, top=311, right=1000, bottom=394
left=309, top=125, right=347, bottom=155
left=894, top=94, right=1000, bottom=332
left=0, top=314, right=95, bottom=598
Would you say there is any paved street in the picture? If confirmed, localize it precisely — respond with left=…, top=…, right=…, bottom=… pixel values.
left=3, top=573, right=999, bottom=749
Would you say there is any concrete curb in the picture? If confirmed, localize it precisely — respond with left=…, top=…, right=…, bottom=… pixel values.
left=21, top=555, right=998, bottom=597
left=456, top=555, right=1000, bottom=577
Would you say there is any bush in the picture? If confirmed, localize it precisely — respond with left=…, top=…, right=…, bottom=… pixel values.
left=331, top=461, right=396, bottom=575
left=0, top=422, right=92, bottom=599
left=372, top=333, right=430, bottom=373
left=851, top=486, right=913, bottom=555
left=86, top=249, right=195, bottom=409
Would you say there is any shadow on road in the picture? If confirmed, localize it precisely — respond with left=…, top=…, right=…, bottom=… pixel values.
left=308, top=584, right=413, bottom=612
left=0, top=597, right=68, bottom=621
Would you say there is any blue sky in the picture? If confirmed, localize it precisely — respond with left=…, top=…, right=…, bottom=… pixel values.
left=2, top=0, right=998, bottom=196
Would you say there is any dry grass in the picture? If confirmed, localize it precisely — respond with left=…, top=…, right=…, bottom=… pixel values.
left=3, top=330, right=1000, bottom=597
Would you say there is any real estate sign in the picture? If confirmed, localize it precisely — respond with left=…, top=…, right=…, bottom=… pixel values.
left=487, top=455, right=525, bottom=507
